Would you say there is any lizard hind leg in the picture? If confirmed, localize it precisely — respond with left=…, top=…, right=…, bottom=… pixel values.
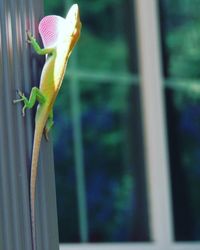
left=44, top=109, right=54, bottom=141
left=13, top=87, right=46, bottom=116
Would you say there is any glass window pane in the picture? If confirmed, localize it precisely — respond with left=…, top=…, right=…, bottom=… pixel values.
left=53, top=78, right=150, bottom=243
left=53, top=85, right=80, bottom=242
left=159, top=0, right=200, bottom=241
left=76, top=0, right=138, bottom=73
left=45, top=0, right=149, bottom=243
left=80, top=81, right=149, bottom=242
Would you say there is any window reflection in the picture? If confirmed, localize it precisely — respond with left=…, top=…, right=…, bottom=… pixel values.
left=46, top=0, right=149, bottom=243
left=159, top=0, right=200, bottom=241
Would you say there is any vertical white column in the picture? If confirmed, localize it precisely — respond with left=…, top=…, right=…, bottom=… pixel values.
left=134, top=0, right=173, bottom=247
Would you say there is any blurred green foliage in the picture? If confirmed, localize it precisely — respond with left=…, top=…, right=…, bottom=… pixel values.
left=162, top=0, right=200, bottom=240
left=44, top=0, right=148, bottom=243
left=44, top=0, right=130, bottom=73
left=44, top=0, right=200, bottom=243
left=164, top=0, right=200, bottom=78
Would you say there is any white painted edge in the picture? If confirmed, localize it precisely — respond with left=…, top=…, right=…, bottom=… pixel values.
left=134, top=0, right=173, bottom=246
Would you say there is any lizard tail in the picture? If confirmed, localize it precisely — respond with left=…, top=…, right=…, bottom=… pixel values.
left=30, top=116, right=46, bottom=250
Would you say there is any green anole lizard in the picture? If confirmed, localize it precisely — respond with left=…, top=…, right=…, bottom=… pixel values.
left=13, top=4, right=81, bottom=250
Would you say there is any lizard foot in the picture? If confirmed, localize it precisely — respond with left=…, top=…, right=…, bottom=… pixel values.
left=13, top=90, right=28, bottom=116
left=26, top=30, right=34, bottom=44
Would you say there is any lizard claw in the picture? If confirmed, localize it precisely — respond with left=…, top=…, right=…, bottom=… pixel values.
left=17, top=90, right=24, bottom=97
left=13, top=90, right=24, bottom=104
left=22, top=106, right=26, bottom=117
left=44, top=130, right=49, bottom=141
left=13, top=90, right=27, bottom=117
left=44, top=124, right=52, bottom=141
left=26, top=30, right=33, bottom=44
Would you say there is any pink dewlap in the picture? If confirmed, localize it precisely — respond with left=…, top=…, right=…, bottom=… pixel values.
left=38, top=15, right=67, bottom=48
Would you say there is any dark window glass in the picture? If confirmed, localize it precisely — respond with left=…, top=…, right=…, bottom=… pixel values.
left=45, top=0, right=149, bottom=243
left=159, top=0, right=200, bottom=241
left=80, top=81, right=148, bottom=242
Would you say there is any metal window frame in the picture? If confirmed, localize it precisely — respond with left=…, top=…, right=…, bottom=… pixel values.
left=134, top=0, right=173, bottom=246
left=60, top=243, right=200, bottom=250
left=60, top=0, right=200, bottom=249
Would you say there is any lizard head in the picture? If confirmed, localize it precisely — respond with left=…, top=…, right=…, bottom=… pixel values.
left=65, top=4, right=82, bottom=51
left=66, top=4, right=81, bottom=37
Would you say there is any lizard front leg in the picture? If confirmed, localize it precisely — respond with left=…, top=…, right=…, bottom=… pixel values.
left=26, top=31, right=55, bottom=55
left=13, top=87, right=46, bottom=116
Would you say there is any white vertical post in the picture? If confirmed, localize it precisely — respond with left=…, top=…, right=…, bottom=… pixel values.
left=134, top=0, right=173, bottom=247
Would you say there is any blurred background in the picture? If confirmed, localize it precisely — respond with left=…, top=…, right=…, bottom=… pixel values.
left=43, top=0, right=200, bottom=246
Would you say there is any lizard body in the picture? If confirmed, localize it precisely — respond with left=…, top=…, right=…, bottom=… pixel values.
left=14, top=4, right=81, bottom=250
